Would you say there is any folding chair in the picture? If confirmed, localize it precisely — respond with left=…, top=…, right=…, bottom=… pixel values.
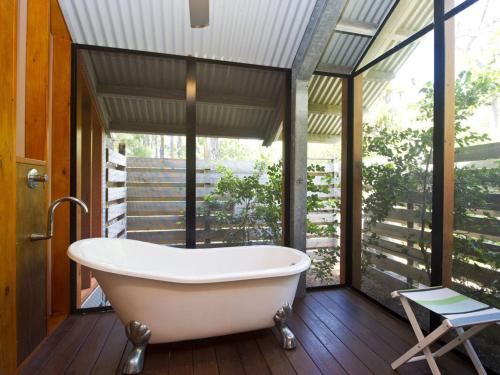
left=391, top=286, right=500, bottom=375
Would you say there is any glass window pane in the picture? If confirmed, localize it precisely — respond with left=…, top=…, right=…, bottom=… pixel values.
left=445, top=0, right=467, bottom=13
left=361, top=31, right=434, bottom=326
left=307, top=75, right=342, bottom=287
left=195, top=62, right=286, bottom=248
left=76, top=50, right=187, bottom=308
left=450, top=1, right=500, bottom=370
left=107, top=54, right=188, bottom=248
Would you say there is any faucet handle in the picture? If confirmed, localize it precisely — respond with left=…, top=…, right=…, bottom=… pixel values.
left=27, top=168, right=49, bottom=189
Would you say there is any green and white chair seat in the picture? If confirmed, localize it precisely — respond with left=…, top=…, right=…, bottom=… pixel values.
left=398, top=286, right=500, bottom=327
left=391, top=286, right=499, bottom=375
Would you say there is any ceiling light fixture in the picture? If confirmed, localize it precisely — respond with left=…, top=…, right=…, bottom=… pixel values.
left=189, top=0, right=209, bottom=28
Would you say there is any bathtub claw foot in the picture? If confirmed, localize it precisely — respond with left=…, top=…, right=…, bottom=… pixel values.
left=274, top=303, right=296, bottom=350
left=123, top=320, right=152, bottom=374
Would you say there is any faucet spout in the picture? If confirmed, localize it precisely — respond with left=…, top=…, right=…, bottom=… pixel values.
left=31, top=197, right=89, bottom=241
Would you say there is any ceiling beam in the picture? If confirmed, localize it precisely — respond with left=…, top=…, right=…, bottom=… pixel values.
left=356, top=1, right=422, bottom=69
left=277, top=133, right=341, bottom=143
left=96, top=84, right=275, bottom=111
left=307, top=134, right=341, bottom=144
left=80, top=51, right=111, bottom=132
left=198, top=92, right=274, bottom=111
left=365, top=69, right=395, bottom=82
left=262, top=107, right=283, bottom=147
left=308, top=102, right=368, bottom=116
left=109, top=121, right=263, bottom=139
left=269, top=1, right=346, bottom=149
left=262, top=110, right=282, bottom=147
left=308, top=102, right=341, bottom=116
left=292, top=0, right=347, bottom=81
left=336, top=19, right=377, bottom=37
left=287, top=1, right=346, bottom=255
left=98, top=85, right=184, bottom=101
left=385, top=28, right=417, bottom=42
left=315, top=63, right=352, bottom=75
left=262, top=89, right=285, bottom=147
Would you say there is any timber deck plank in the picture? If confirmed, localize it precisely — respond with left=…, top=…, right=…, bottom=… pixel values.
left=22, top=288, right=475, bottom=375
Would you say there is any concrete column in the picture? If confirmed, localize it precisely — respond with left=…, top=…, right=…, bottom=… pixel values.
left=287, top=0, right=346, bottom=297
left=290, top=78, right=309, bottom=297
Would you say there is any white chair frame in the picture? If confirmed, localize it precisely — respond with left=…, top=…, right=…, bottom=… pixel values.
left=391, top=292, right=491, bottom=375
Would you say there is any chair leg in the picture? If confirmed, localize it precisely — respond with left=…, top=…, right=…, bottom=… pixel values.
left=432, top=324, right=489, bottom=359
left=391, top=296, right=449, bottom=375
left=457, top=328, right=487, bottom=375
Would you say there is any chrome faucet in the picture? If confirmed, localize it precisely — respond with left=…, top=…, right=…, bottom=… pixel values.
left=31, top=197, right=89, bottom=241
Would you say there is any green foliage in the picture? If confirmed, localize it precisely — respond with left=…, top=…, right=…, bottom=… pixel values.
left=416, top=70, right=498, bottom=146
left=204, top=161, right=341, bottom=281
left=453, top=163, right=500, bottom=284
left=254, top=162, right=284, bottom=244
left=111, top=133, right=186, bottom=158
left=202, top=165, right=262, bottom=245
left=362, top=69, right=499, bottom=293
left=114, top=134, right=153, bottom=157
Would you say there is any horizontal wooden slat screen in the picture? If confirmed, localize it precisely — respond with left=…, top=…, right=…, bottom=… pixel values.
left=106, top=187, right=127, bottom=202
left=105, top=147, right=127, bottom=239
left=106, top=168, right=126, bottom=183
left=106, top=202, right=127, bottom=222
left=455, top=141, right=500, bottom=162
left=107, top=150, right=127, bottom=167
left=362, top=142, right=499, bottom=294
left=125, top=157, right=340, bottom=252
left=106, top=218, right=127, bottom=238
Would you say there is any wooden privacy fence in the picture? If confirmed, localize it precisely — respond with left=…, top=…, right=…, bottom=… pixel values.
left=126, top=157, right=339, bottom=252
left=363, top=142, right=500, bottom=293
left=306, top=161, right=340, bottom=249
left=104, top=147, right=127, bottom=238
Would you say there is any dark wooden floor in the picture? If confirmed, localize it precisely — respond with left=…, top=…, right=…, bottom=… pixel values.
left=22, top=288, right=475, bottom=375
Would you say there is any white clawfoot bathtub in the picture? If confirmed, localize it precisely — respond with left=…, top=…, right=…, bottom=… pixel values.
left=68, top=238, right=310, bottom=344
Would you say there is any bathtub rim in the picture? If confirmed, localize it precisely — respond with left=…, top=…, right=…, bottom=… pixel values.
left=68, top=238, right=311, bottom=284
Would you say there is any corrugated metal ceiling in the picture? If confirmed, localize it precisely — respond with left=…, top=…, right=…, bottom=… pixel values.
left=319, top=33, right=370, bottom=71
left=196, top=62, right=283, bottom=100
left=318, top=0, right=396, bottom=74
left=59, top=0, right=316, bottom=68
left=308, top=75, right=342, bottom=136
left=82, top=50, right=285, bottom=140
left=309, top=0, right=434, bottom=137
left=70, top=0, right=435, bottom=140
left=89, top=50, right=186, bottom=90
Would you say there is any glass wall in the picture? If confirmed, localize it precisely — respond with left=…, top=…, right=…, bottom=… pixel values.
left=354, top=1, right=499, bottom=366
left=306, top=75, right=342, bottom=287
left=357, top=0, right=433, bottom=70
left=75, top=50, right=187, bottom=309
left=360, top=31, right=434, bottom=323
left=195, top=62, right=286, bottom=248
left=448, top=1, right=500, bottom=370
left=104, top=53, right=188, bottom=249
